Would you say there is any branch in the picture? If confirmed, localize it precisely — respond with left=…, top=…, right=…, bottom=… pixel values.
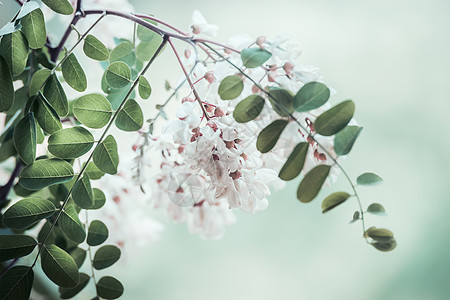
left=0, top=161, right=22, bottom=205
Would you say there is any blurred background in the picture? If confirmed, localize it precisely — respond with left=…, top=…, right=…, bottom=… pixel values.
left=1, top=0, right=450, bottom=299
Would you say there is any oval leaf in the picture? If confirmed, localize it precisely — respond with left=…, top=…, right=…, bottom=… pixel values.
left=314, top=100, right=355, bottom=136
left=109, top=41, right=135, bottom=67
left=96, top=276, right=124, bottom=299
left=85, top=162, right=105, bottom=180
left=48, top=127, right=94, bottom=159
left=3, top=197, right=55, bottom=229
left=83, top=35, right=109, bottom=61
left=72, top=174, right=94, bottom=209
left=0, top=266, right=33, bottom=300
left=29, top=69, right=51, bottom=96
left=268, top=88, right=294, bottom=117
left=0, top=235, right=37, bottom=262
left=59, top=204, right=86, bottom=244
left=256, top=119, right=288, bottom=153
left=93, top=135, right=119, bottom=175
left=93, top=245, right=121, bottom=270
left=321, top=191, right=350, bottom=213
left=20, top=9, right=46, bottom=49
left=32, top=92, right=62, bottom=134
left=73, top=94, right=113, bottom=129
left=115, top=99, right=143, bottom=131
left=69, top=247, right=86, bottom=268
left=59, top=273, right=90, bottom=299
left=105, top=61, right=132, bottom=89
left=87, top=220, right=109, bottom=246
left=278, top=142, right=309, bottom=181
left=371, top=240, right=397, bottom=252
left=364, top=227, right=394, bottom=243
left=0, top=31, right=29, bottom=76
left=240, top=48, right=272, bottom=68
left=334, top=125, right=363, bottom=156
left=41, top=244, right=80, bottom=288
left=218, top=75, right=244, bottom=100
left=62, top=53, right=87, bottom=92
left=43, top=74, right=69, bottom=117
left=357, top=172, right=383, bottom=186
left=89, top=188, right=106, bottom=210
left=233, top=94, right=265, bottom=123
left=297, top=165, right=331, bottom=203
left=0, top=56, right=14, bottom=112
left=13, top=112, right=37, bottom=165
left=138, top=75, right=151, bottom=99
left=367, top=203, right=387, bottom=216
left=42, top=0, right=74, bottom=15
left=19, top=158, right=74, bottom=190
left=294, top=82, right=330, bottom=112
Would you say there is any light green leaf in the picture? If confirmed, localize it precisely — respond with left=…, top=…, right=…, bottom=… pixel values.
left=69, top=247, right=86, bottom=268
left=43, top=74, right=69, bottom=116
left=240, top=48, right=272, bottom=68
left=364, top=227, right=395, bottom=243
left=138, top=75, right=151, bottom=99
left=59, top=273, right=90, bottom=299
left=105, top=61, right=132, bottom=89
left=41, top=244, right=80, bottom=288
left=334, top=126, right=363, bottom=155
left=20, top=8, right=46, bottom=49
left=0, top=235, right=37, bottom=262
left=0, top=31, right=29, bottom=76
left=110, top=42, right=135, bottom=67
left=87, top=220, right=109, bottom=246
left=96, top=276, right=124, bottom=299
left=297, top=165, right=331, bottom=203
left=61, top=53, right=87, bottom=92
left=83, top=35, right=109, bottom=61
left=93, top=135, right=119, bottom=174
left=18, top=158, right=74, bottom=190
left=72, top=94, right=112, bottom=129
left=42, top=0, right=74, bottom=15
left=294, top=82, right=330, bottom=112
left=32, top=93, right=62, bottom=134
left=48, top=127, right=94, bottom=159
left=314, top=100, right=355, bottom=136
left=29, top=68, right=51, bottom=96
left=136, top=37, right=162, bottom=61
left=218, top=75, right=244, bottom=100
left=0, top=56, right=14, bottom=112
left=278, top=142, right=309, bottom=181
left=268, top=88, right=294, bottom=117
left=85, top=162, right=105, bottom=180
left=0, top=266, right=33, bottom=300
left=357, top=172, right=383, bottom=186
left=115, top=99, right=143, bottom=131
left=137, top=22, right=159, bottom=41
left=233, top=94, right=265, bottom=123
left=256, top=119, right=288, bottom=153
left=367, top=203, right=387, bottom=216
left=13, top=112, right=37, bottom=165
left=59, top=204, right=86, bottom=243
left=72, top=174, right=93, bottom=209
left=2, top=197, right=55, bottom=229
left=93, top=245, right=121, bottom=270
left=89, top=188, right=106, bottom=210
left=321, top=191, right=350, bottom=213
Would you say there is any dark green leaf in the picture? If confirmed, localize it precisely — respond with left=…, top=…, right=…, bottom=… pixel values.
left=233, top=94, right=265, bottom=123
left=115, top=99, right=143, bottom=131
left=357, top=172, right=383, bottom=186
left=93, top=135, right=119, bottom=174
left=43, top=74, right=69, bottom=117
left=72, top=94, right=112, bottom=129
left=371, top=239, right=397, bottom=252
left=93, top=245, right=121, bottom=270
left=0, top=56, right=15, bottom=112
left=69, top=247, right=86, bottom=268
left=83, top=35, right=109, bottom=61
left=256, top=119, right=288, bottom=153
left=0, top=31, right=29, bottom=76
left=41, top=244, right=80, bottom=287
left=334, top=126, right=363, bottom=155
left=297, top=164, right=331, bottom=203
left=29, top=68, right=51, bottom=96
left=240, top=48, right=272, bottom=68
left=367, top=203, right=387, bottom=216
left=138, top=75, right=151, bottom=99
left=49, top=183, right=69, bottom=201
left=321, top=192, right=350, bottom=213
left=13, top=112, right=36, bottom=165
left=89, top=188, right=106, bottom=210
left=109, top=42, right=135, bottom=67
left=350, top=211, right=360, bottom=223
left=72, top=174, right=93, bottom=209
left=42, top=0, right=74, bottom=15
left=20, top=9, right=46, bottom=49
left=0, top=235, right=37, bottom=262
left=2, top=197, right=55, bottom=229
left=364, top=227, right=395, bottom=243
left=218, top=75, right=244, bottom=100
left=19, top=158, right=74, bottom=190
left=314, top=100, right=355, bottom=136
left=85, top=163, right=105, bottom=180
left=294, top=82, right=330, bottom=112
left=61, top=53, right=87, bottom=92
left=59, top=204, right=86, bottom=244
left=105, top=61, right=132, bottom=89
left=96, top=276, right=124, bottom=299
left=48, top=127, right=94, bottom=159
left=87, top=220, right=109, bottom=246
left=278, top=142, right=309, bottom=181
left=32, top=92, right=62, bottom=134
left=0, top=266, right=33, bottom=300
left=268, top=88, right=294, bottom=117
left=59, top=273, right=90, bottom=299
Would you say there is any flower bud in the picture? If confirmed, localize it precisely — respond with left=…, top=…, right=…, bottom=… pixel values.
left=191, top=25, right=201, bottom=34
left=204, top=71, right=215, bottom=84
left=283, top=62, right=294, bottom=74
left=214, top=107, right=225, bottom=117
left=184, top=49, right=191, bottom=59
left=256, top=36, right=266, bottom=48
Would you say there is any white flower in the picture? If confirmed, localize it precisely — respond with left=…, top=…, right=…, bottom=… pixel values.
left=191, top=10, right=219, bottom=37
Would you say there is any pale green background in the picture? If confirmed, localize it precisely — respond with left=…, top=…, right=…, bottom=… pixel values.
left=1, top=0, right=450, bottom=299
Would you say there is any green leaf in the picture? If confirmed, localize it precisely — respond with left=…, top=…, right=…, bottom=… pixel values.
left=49, top=183, right=69, bottom=201
left=19, top=158, right=74, bottom=190
left=268, top=88, right=294, bottom=117
left=321, top=192, right=350, bottom=213
left=297, top=165, right=331, bottom=203
left=69, top=247, right=86, bottom=268
left=93, top=245, right=121, bottom=270
left=367, top=203, right=387, bottom=216
left=256, top=119, right=288, bottom=153
left=218, top=75, right=244, bottom=100
left=278, top=142, right=309, bottom=181
left=20, top=8, right=46, bottom=49
left=357, top=172, right=383, bottom=186
left=96, top=276, right=124, bottom=299
left=0, top=31, right=29, bottom=76
left=42, top=0, right=74, bottom=15
left=233, top=94, right=265, bottom=123
left=43, top=74, right=69, bottom=117
left=32, top=93, right=62, bottom=134
left=334, top=126, right=363, bottom=156
left=59, top=273, right=90, bottom=299
left=93, top=135, right=119, bottom=175
left=29, top=68, right=51, bottom=96
left=364, top=227, right=395, bottom=243
left=89, top=188, right=106, bottom=210
left=2, top=197, right=55, bottom=229
left=109, top=42, right=135, bottom=67
left=83, top=35, right=109, bottom=61
left=72, top=94, right=113, bottom=128
left=0, top=266, right=33, bottom=300
left=294, top=82, right=330, bottom=112
left=85, top=162, right=105, bottom=180
left=41, top=244, right=80, bottom=288
left=240, top=48, right=272, bottom=68
left=371, top=239, right=397, bottom=252
left=87, top=220, right=109, bottom=246
left=13, top=112, right=36, bottom=165
left=72, top=174, right=94, bottom=209
left=0, top=235, right=37, bottom=262
left=138, top=75, right=151, bottom=99
left=59, top=204, right=86, bottom=244
left=115, top=99, right=143, bottom=131
left=136, top=37, right=162, bottom=61
left=314, top=100, right=355, bottom=136
left=0, top=56, right=15, bottom=112
left=105, top=61, right=132, bottom=89
left=137, top=22, right=159, bottom=41
left=61, top=53, right=87, bottom=92
left=48, top=127, right=94, bottom=159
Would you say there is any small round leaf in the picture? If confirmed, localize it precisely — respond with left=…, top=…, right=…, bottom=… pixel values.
left=321, top=192, right=350, bottom=213
left=61, top=53, right=87, bottom=92
left=357, top=172, right=383, bottom=186
left=218, top=75, right=244, bottom=100
left=115, top=99, right=143, bottom=131
left=13, top=112, right=37, bottom=165
left=96, top=276, right=124, bottom=299
left=18, top=158, right=74, bottom=190
left=256, top=119, right=288, bottom=153
left=294, top=82, right=330, bottom=112
left=73, top=94, right=113, bottom=129
left=93, top=245, right=121, bottom=270
left=48, top=127, right=94, bottom=159
left=41, top=244, right=80, bottom=288
left=240, top=48, right=272, bottom=68
left=278, top=142, right=309, bottom=181
left=105, top=61, right=132, bottom=89
left=297, top=165, right=331, bottom=203
left=93, top=135, right=119, bottom=175
left=87, top=220, right=109, bottom=246
left=138, top=75, right=151, bottom=99
left=233, top=95, right=265, bottom=123
left=59, top=273, right=90, bottom=299
left=83, top=35, right=109, bottom=61
left=314, top=100, right=355, bottom=136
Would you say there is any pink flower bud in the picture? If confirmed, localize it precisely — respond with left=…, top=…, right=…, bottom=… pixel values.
left=252, top=84, right=261, bottom=94
left=256, top=36, right=266, bottom=48
left=224, top=48, right=232, bottom=54
left=184, top=49, right=191, bottom=59
left=191, top=25, right=201, bottom=34
left=204, top=104, right=215, bottom=113
left=204, top=71, right=215, bottom=84
left=229, top=170, right=242, bottom=180
left=132, top=144, right=139, bottom=152
left=207, top=120, right=218, bottom=131
left=268, top=70, right=277, bottom=82
left=283, top=62, right=294, bottom=74
left=214, top=107, right=225, bottom=117
left=224, top=140, right=235, bottom=149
